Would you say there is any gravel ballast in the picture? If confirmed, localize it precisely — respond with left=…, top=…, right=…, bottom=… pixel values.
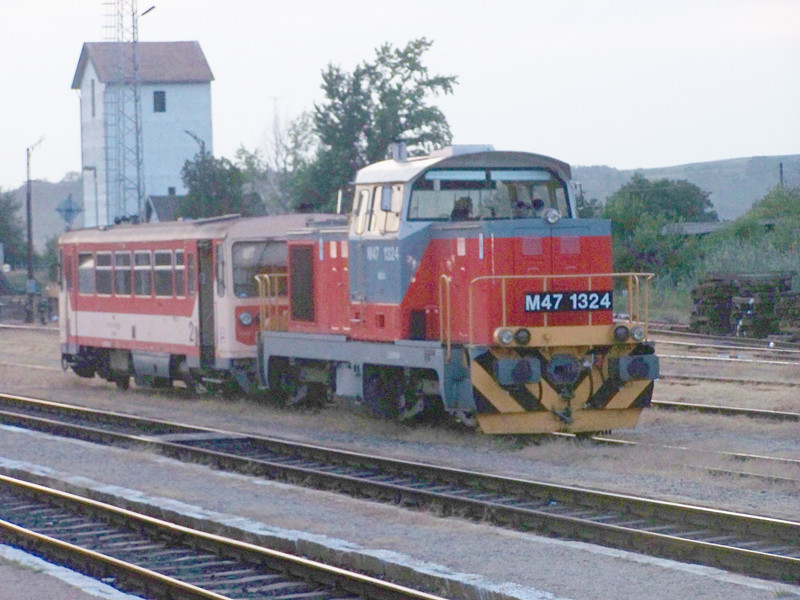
left=0, top=326, right=799, bottom=598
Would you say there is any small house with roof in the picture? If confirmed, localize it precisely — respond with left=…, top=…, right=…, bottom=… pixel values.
left=72, top=41, right=213, bottom=226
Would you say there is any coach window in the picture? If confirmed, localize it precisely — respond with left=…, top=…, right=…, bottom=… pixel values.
left=154, top=250, right=173, bottom=297
left=134, top=251, right=152, bottom=296
left=187, top=254, right=196, bottom=297
left=95, top=252, right=112, bottom=295
left=61, top=251, right=72, bottom=292
left=114, top=252, right=132, bottom=295
left=78, top=253, right=95, bottom=294
left=175, top=250, right=185, bottom=297
left=232, top=241, right=286, bottom=297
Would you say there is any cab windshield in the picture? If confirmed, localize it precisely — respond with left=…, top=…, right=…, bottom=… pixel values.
left=407, top=168, right=570, bottom=221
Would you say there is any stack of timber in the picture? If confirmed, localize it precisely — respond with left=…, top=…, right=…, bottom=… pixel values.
left=690, top=272, right=792, bottom=338
left=775, top=291, right=800, bottom=339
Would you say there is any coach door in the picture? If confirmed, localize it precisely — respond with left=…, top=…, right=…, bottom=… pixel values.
left=197, top=240, right=215, bottom=368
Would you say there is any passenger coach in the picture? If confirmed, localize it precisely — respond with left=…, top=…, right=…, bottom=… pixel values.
left=59, top=214, right=343, bottom=392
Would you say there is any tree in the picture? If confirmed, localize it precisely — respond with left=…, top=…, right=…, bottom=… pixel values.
left=305, top=38, right=457, bottom=211
left=575, top=185, right=601, bottom=218
left=603, top=175, right=717, bottom=274
left=177, top=149, right=248, bottom=219
left=252, top=111, right=319, bottom=214
left=0, top=188, right=25, bottom=266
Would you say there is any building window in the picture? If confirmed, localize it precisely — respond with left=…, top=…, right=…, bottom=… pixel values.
left=91, top=79, right=96, bottom=118
left=153, top=91, right=166, bottom=113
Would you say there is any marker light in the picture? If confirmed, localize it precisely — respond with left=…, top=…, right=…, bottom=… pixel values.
left=498, top=329, right=515, bottom=345
left=514, top=328, right=531, bottom=345
left=613, top=325, right=630, bottom=342
left=543, top=208, right=561, bottom=225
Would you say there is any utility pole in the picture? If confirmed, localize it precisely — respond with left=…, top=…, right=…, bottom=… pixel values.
left=25, top=137, right=44, bottom=323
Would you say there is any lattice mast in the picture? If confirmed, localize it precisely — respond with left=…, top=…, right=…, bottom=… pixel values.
left=102, top=0, right=145, bottom=223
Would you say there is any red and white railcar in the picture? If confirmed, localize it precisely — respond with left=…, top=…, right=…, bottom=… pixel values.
left=59, top=213, right=343, bottom=391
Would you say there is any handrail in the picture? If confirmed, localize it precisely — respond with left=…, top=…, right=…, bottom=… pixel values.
left=438, top=275, right=452, bottom=361
left=467, top=272, right=654, bottom=344
left=255, top=273, right=288, bottom=332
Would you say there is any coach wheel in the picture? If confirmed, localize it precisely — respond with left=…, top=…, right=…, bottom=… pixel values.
left=72, top=365, right=95, bottom=379
left=363, top=366, right=402, bottom=418
left=114, top=374, right=130, bottom=390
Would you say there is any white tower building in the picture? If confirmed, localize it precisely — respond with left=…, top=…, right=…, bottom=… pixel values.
left=72, top=41, right=214, bottom=226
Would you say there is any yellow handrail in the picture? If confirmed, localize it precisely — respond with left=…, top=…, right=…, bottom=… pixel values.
left=467, top=272, right=654, bottom=344
left=255, top=273, right=288, bottom=332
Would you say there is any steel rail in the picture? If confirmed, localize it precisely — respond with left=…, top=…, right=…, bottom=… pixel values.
left=589, top=435, right=800, bottom=480
left=660, top=353, right=800, bottom=366
left=651, top=400, right=800, bottom=422
left=0, top=392, right=798, bottom=584
left=649, top=327, right=800, bottom=351
left=653, top=338, right=800, bottom=356
left=0, top=473, right=445, bottom=600
left=659, top=372, right=798, bottom=387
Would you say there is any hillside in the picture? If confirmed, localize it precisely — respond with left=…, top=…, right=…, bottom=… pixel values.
left=573, top=154, right=799, bottom=220
left=9, top=173, right=82, bottom=252
left=5, top=154, right=798, bottom=252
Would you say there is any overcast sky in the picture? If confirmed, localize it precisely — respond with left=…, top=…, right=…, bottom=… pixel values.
left=2, top=0, right=798, bottom=190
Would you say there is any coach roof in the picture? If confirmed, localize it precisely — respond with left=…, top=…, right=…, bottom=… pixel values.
left=59, top=214, right=346, bottom=245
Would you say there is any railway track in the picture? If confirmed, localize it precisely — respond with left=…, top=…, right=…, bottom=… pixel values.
left=0, top=392, right=798, bottom=584
left=589, top=435, right=800, bottom=485
left=0, top=472, right=442, bottom=600
left=649, top=326, right=800, bottom=351
left=651, top=399, right=800, bottom=422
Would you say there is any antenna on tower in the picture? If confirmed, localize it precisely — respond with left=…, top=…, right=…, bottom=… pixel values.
left=101, top=0, right=145, bottom=224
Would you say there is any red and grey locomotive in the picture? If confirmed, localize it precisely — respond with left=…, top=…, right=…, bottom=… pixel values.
left=257, top=145, right=659, bottom=434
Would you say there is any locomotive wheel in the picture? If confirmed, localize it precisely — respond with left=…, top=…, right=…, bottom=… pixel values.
left=401, top=394, right=445, bottom=422
left=267, top=357, right=296, bottom=406
left=363, top=366, right=402, bottom=418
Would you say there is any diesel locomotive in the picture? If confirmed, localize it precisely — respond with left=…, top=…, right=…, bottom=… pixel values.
left=256, top=145, right=659, bottom=434
left=59, top=145, right=659, bottom=435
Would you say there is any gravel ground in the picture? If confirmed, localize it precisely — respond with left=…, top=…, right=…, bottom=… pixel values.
left=0, top=326, right=799, bottom=599
left=0, top=546, right=139, bottom=600
left=0, top=425, right=796, bottom=600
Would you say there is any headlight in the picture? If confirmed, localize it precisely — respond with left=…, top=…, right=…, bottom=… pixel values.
left=514, top=328, right=531, bottom=345
left=613, top=325, right=630, bottom=342
left=630, top=325, right=646, bottom=341
left=498, top=329, right=514, bottom=345
left=543, top=208, right=560, bottom=225
left=238, top=311, right=254, bottom=326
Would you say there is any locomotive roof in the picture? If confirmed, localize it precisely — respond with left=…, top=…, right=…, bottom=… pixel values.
left=59, top=214, right=346, bottom=245
left=354, top=147, right=572, bottom=185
